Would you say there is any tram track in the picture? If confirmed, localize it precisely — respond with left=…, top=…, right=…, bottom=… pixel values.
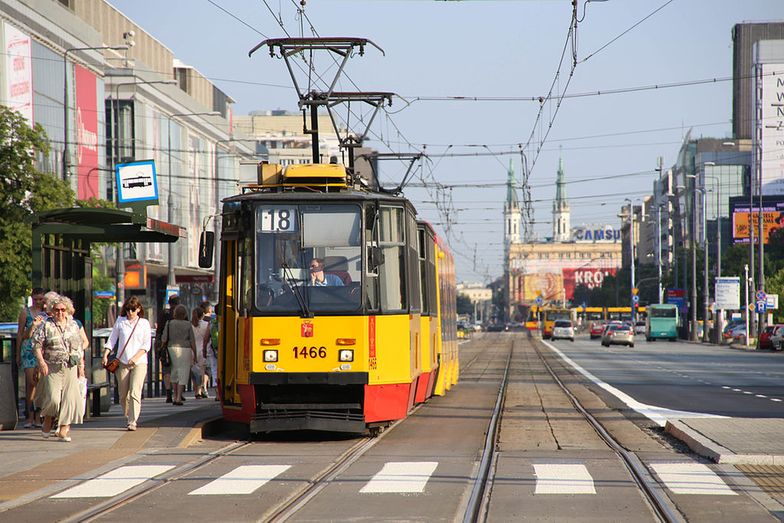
left=532, top=337, right=685, bottom=523
left=53, top=337, right=492, bottom=523
left=62, top=440, right=252, bottom=523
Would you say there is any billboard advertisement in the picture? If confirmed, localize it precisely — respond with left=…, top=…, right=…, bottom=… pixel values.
left=730, top=196, right=784, bottom=244
left=754, top=62, right=784, bottom=196
left=3, top=22, right=33, bottom=124
left=563, top=267, right=617, bottom=300
left=519, top=272, right=564, bottom=302
left=74, top=64, right=99, bottom=199
left=571, top=225, right=621, bottom=243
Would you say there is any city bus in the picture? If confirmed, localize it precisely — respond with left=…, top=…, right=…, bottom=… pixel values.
left=645, top=303, right=678, bottom=341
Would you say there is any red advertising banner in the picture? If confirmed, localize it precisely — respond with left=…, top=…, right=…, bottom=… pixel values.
left=74, top=64, right=99, bottom=199
left=563, top=267, right=617, bottom=300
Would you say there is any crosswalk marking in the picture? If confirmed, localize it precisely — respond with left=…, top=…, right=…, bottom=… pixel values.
left=533, top=464, right=596, bottom=494
left=650, top=463, right=736, bottom=496
left=51, top=465, right=175, bottom=498
left=360, top=462, right=438, bottom=493
left=188, top=465, right=291, bottom=495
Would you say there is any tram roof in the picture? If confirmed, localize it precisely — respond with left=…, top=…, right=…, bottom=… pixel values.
left=223, top=188, right=413, bottom=207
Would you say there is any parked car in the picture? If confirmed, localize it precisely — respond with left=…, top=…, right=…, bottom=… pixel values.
left=551, top=320, right=575, bottom=342
left=634, top=321, right=646, bottom=335
left=727, top=323, right=747, bottom=343
left=759, top=325, right=777, bottom=350
left=770, top=324, right=784, bottom=351
left=589, top=321, right=606, bottom=339
left=722, top=320, right=744, bottom=341
left=601, top=323, right=634, bottom=348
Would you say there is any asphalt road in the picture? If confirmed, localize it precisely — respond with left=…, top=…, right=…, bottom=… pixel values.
left=544, top=334, right=784, bottom=419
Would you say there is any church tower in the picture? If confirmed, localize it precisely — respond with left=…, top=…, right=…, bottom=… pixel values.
left=552, top=157, right=571, bottom=242
left=504, top=160, right=521, bottom=245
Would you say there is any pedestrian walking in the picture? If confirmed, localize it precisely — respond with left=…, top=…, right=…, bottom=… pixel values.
left=191, top=307, right=209, bottom=399
left=160, top=304, right=196, bottom=406
left=16, top=288, right=47, bottom=428
left=155, top=295, right=179, bottom=403
left=102, top=296, right=152, bottom=431
left=32, top=295, right=87, bottom=442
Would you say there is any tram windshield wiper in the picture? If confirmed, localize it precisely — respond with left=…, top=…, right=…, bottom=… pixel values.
left=280, top=262, right=311, bottom=317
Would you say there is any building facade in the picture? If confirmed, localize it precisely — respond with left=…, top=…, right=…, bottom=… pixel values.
left=0, top=0, right=256, bottom=325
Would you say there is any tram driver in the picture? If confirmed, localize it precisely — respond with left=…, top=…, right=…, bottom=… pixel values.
left=309, top=258, right=344, bottom=287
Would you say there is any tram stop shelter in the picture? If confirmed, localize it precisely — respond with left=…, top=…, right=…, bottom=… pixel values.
left=13, top=208, right=186, bottom=418
left=31, top=207, right=185, bottom=337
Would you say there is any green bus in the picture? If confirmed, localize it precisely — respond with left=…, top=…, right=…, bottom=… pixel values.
left=645, top=303, right=678, bottom=341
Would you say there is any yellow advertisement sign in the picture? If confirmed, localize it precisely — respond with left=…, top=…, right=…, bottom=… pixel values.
left=732, top=210, right=783, bottom=244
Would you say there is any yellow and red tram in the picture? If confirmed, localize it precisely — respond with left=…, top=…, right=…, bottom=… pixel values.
left=207, top=163, right=457, bottom=434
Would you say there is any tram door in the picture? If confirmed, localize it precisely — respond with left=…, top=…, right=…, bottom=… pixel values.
left=221, top=239, right=240, bottom=405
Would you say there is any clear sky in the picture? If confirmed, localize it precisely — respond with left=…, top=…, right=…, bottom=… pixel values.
left=109, top=0, right=783, bottom=284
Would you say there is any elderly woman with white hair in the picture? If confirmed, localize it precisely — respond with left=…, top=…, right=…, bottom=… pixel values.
left=32, top=295, right=86, bottom=442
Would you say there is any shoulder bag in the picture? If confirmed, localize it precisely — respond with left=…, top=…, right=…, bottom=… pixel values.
left=104, top=319, right=138, bottom=374
left=157, top=322, right=172, bottom=367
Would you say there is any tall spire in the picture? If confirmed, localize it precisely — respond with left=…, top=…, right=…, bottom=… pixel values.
left=506, top=159, right=519, bottom=207
left=552, top=155, right=571, bottom=242
left=555, top=157, right=566, bottom=204
left=504, top=159, right=521, bottom=245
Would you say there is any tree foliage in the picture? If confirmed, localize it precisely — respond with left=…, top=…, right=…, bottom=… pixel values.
left=0, top=106, right=74, bottom=320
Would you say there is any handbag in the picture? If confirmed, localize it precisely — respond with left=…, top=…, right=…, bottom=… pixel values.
left=157, top=323, right=172, bottom=366
left=104, top=319, right=138, bottom=374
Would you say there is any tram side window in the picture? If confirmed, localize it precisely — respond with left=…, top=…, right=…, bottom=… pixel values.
left=365, top=205, right=379, bottom=311
left=378, top=206, right=407, bottom=312
left=239, top=237, right=253, bottom=313
left=407, top=213, right=421, bottom=313
left=418, top=228, right=429, bottom=315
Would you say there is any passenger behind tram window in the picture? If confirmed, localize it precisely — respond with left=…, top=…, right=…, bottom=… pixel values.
left=309, top=258, right=344, bottom=287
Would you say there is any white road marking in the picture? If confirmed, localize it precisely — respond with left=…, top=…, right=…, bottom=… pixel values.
left=732, top=388, right=742, bottom=392
left=542, top=341, right=725, bottom=426
left=772, top=398, right=783, bottom=402
left=650, top=463, right=736, bottom=496
left=360, top=462, right=438, bottom=493
left=743, top=391, right=753, bottom=395
left=722, top=386, right=730, bottom=389
left=188, top=465, right=291, bottom=495
left=756, top=394, right=767, bottom=398
left=533, top=464, right=596, bottom=495
left=52, top=465, right=175, bottom=498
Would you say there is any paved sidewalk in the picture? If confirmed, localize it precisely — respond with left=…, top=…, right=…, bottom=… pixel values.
left=0, top=392, right=222, bottom=508
left=666, top=418, right=784, bottom=465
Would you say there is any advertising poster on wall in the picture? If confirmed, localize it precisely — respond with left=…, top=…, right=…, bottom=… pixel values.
left=730, top=196, right=784, bottom=244
left=74, top=64, right=99, bottom=199
left=3, top=22, right=33, bottom=125
left=562, top=267, right=617, bottom=300
left=755, top=62, right=784, bottom=196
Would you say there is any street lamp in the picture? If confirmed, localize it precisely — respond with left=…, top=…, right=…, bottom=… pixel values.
left=166, top=111, right=221, bottom=287
left=703, top=163, right=722, bottom=342
left=685, top=174, right=703, bottom=342
left=62, top=45, right=128, bottom=179
left=620, top=198, right=636, bottom=322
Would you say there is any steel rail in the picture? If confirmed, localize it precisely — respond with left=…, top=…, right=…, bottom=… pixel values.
left=61, top=440, right=252, bottom=523
left=462, top=338, right=514, bottom=523
left=535, top=341, right=685, bottom=523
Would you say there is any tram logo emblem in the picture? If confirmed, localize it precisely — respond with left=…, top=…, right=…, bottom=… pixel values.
left=301, top=321, right=314, bottom=337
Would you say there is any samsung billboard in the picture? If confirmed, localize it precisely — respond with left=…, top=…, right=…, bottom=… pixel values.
left=571, top=225, right=621, bottom=243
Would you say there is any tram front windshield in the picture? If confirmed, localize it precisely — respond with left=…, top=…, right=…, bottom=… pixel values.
left=255, top=204, right=362, bottom=313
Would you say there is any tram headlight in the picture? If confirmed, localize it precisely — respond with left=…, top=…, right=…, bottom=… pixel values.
left=263, top=350, right=278, bottom=362
left=338, top=349, right=354, bottom=362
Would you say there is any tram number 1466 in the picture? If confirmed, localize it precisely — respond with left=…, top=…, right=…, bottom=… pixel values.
left=293, top=346, right=327, bottom=359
